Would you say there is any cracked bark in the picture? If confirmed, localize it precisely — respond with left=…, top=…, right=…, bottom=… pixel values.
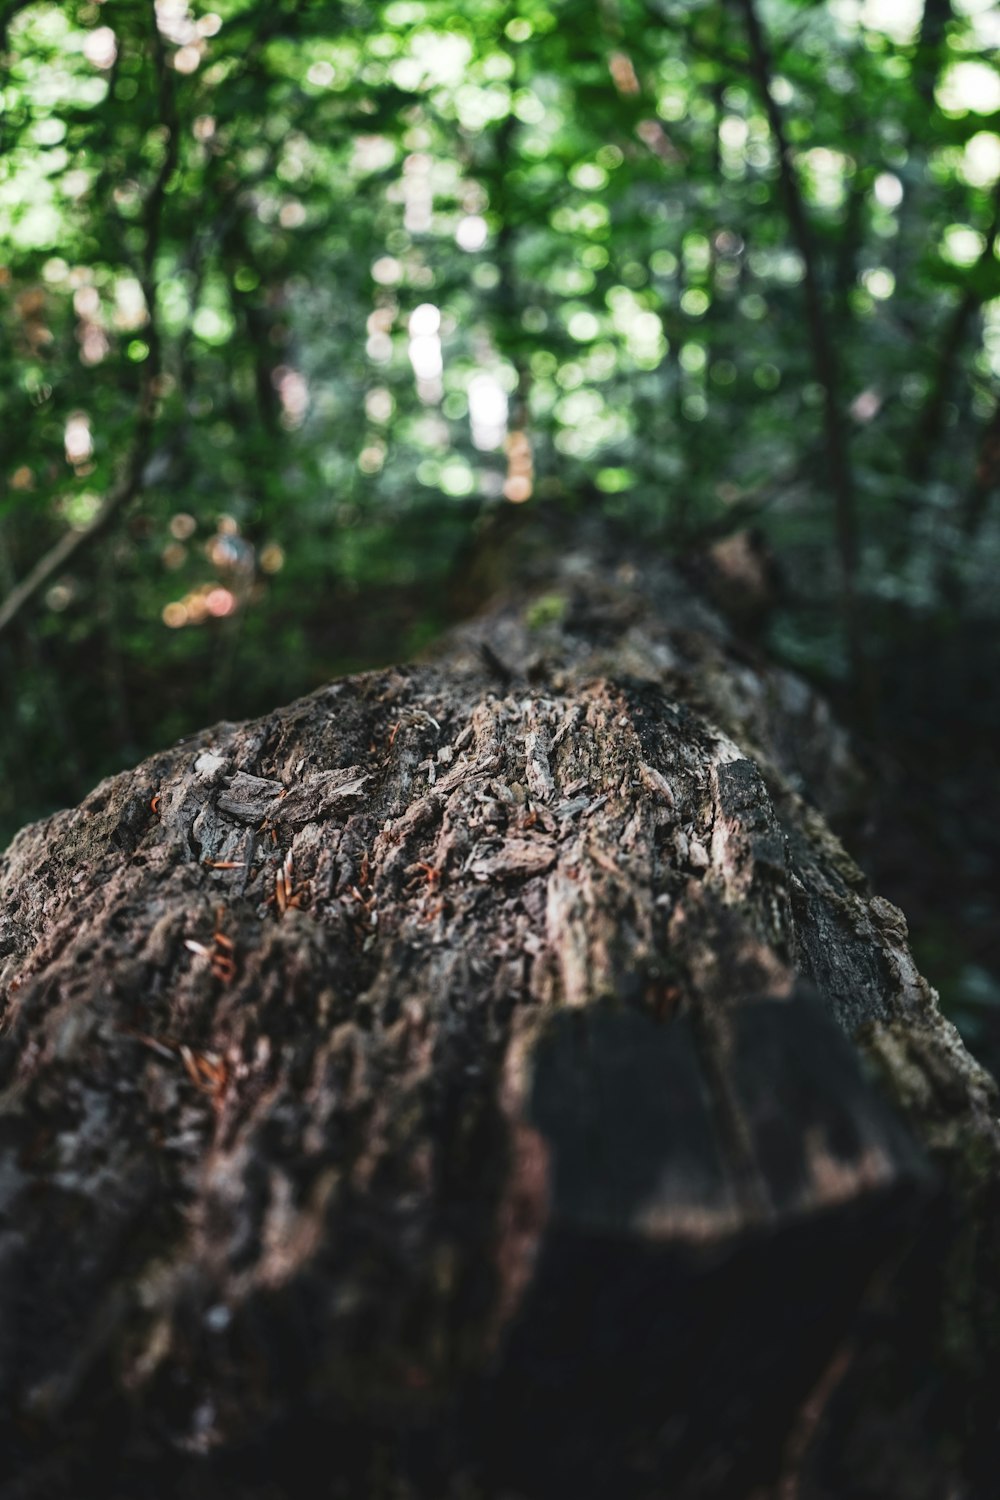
left=1, top=535, right=998, bottom=1499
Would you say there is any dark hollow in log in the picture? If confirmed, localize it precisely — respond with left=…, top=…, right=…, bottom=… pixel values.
left=1, top=535, right=997, bottom=1498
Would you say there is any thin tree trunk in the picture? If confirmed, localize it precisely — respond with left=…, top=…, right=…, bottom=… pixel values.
left=736, top=0, right=863, bottom=700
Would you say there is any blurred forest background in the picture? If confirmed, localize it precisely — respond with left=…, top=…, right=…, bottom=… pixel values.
left=1, top=0, right=998, bottom=1058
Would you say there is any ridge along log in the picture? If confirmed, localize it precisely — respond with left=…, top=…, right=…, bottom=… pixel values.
left=1, top=527, right=998, bottom=1499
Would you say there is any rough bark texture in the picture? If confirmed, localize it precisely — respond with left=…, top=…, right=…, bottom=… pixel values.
left=1, top=531, right=998, bottom=1498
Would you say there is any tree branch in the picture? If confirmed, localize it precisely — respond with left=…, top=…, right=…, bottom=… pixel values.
left=0, top=404, right=155, bottom=638
left=0, top=3, right=177, bottom=641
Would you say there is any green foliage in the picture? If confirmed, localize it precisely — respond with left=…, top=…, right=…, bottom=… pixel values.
left=1, top=0, right=998, bottom=840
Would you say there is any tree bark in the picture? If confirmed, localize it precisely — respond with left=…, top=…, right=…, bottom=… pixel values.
left=1, top=524, right=998, bottom=1498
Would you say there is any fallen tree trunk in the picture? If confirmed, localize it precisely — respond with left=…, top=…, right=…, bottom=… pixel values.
left=1, top=526, right=998, bottom=1498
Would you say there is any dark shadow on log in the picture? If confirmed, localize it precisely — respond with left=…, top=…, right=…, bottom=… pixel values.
left=470, top=998, right=932, bottom=1500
